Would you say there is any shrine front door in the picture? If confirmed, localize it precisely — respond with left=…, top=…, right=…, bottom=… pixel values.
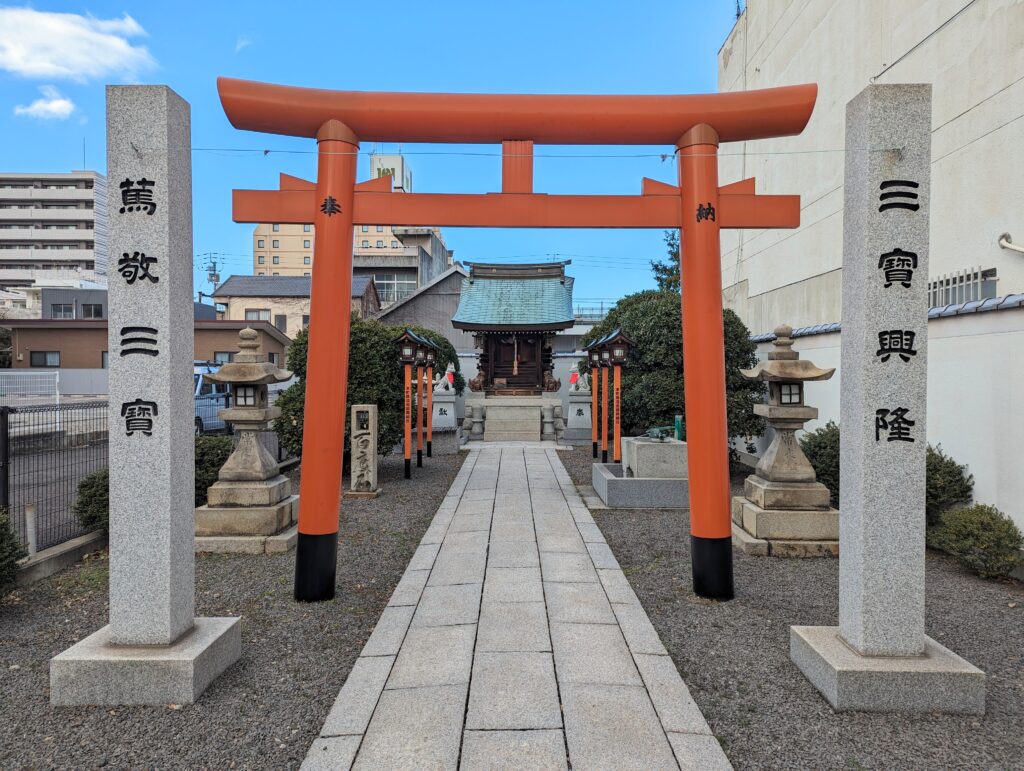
left=490, top=335, right=541, bottom=388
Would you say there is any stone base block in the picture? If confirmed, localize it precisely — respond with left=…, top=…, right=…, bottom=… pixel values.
left=50, top=617, right=241, bottom=706
left=592, top=463, right=689, bottom=509
left=194, top=494, right=298, bottom=536
left=790, top=625, right=985, bottom=714
left=206, top=475, right=291, bottom=507
left=732, top=497, right=839, bottom=540
left=744, top=475, right=831, bottom=510
left=731, top=522, right=838, bottom=558
left=196, top=525, right=298, bottom=554
left=346, top=489, right=381, bottom=499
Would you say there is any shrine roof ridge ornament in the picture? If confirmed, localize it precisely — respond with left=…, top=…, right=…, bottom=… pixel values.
left=217, top=77, right=817, bottom=145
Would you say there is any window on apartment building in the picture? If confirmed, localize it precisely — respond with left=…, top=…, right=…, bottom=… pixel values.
left=274, top=314, right=287, bottom=333
left=361, top=225, right=368, bottom=232
left=81, top=303, right=103, bottom=319
left=304, top=256, right=311, bottom=265
left=258, top=256, right=265, bottom=264
left=257, top=271, right=265, bottom=276
left=376, top=225, right=384, bottom=232
left=214, top=351, right=234, bottom=364
left=303, top=239, right=311, bottom=248
left=245, top=309, right=271, bottom=321
left=272, top=256, right=280, bottom=264
left=51, top=303, right=73, bottom=319
left=361, top=240, right=369, bottom=247
left=101, top=351, right=108, bottom=369
left=373, top=273, right=417, bottom=304
left=257, top=239, right=264, bottom=247
left=272, top=240, right=280, bottom=248
left=303, top=224, right=311, bottom=232
left=302, top=315, right=310, bottom=328
left=376, top=240, right=383, bottom=248
left=273, top=272, right=279, bottom=276
left=304, top=272, right=311, bottom=276
left=30, top=351, right=60, bottom=367
left=272, top=224, right=280, bottom=232
left=391, top=240, right=398, bottom=248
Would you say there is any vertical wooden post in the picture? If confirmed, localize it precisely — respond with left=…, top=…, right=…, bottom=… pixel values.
left=426, top=365, right=434, bottom=457
left=416, top=365, right=424, bottom=467
left=601, top=365, right=610, bottom=463
left=613, top=364, right=622, bottom=463
left=404, top=363, right=412, bottom=479
left=294, top=119, right=358, bottom=602
left=678, top=123, right=733, bottom=601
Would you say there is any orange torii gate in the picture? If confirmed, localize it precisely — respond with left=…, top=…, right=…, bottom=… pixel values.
left=219, top=77, right=817, bottom=603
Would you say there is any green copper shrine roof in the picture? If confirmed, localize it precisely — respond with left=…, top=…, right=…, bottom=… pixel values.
left=451, top=262, right=576, bottom=332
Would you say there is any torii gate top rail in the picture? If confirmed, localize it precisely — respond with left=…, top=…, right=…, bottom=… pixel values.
left=218, top=77, right=816, bottom=144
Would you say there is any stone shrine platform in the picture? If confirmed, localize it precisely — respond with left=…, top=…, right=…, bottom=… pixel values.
left=301, top=446, right=730, bottom=770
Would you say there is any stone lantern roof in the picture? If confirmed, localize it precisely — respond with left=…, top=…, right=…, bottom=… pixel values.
left=740, top=324, right=834, bottom=383
left=205, top=327, right=293, bottom=385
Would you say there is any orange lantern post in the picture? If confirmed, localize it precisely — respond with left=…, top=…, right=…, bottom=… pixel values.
left=394, top=330, right=418, bottom=480
left=293, top=120, right=358, bottom=603
left=415, top=343, right=425, bottom=468
left=426, top=347, right=435, bottom=458
left=600, top=345, right=611, bottom=464
left=587, top=344, right=601, bottom=459
left=606, top=329, right=632, bottom=464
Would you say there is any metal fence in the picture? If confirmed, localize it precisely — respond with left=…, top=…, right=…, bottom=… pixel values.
left=0, top=371, right=60, bottom=407
left=1, top=401, right=108, bottom=553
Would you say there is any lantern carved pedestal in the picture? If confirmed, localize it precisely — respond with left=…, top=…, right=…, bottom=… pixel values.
left=194, top=328, right=298, bottom=553
left=731, top=324, right=840, bottom=557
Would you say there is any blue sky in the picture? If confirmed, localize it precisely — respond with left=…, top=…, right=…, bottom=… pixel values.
left=0, top=1, right=740, bottom=303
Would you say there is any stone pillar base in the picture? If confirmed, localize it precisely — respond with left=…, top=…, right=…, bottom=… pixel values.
left=790, top=625, right=985, bottom=715
left=50, top=617, right=241, bottom=705
left=195, top=494, right=298, bottom=537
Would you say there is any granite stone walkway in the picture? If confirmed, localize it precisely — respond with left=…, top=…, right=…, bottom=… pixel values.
left=302, top=445, right=731, bottom=771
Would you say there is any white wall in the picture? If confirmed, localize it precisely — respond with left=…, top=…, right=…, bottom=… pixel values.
left=717, top=0, right=1024, bottom=333
left=749, top=308, right=1024, bottom=531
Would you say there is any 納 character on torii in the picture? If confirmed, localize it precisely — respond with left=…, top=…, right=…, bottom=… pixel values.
left=218, top=77, right=817, bottom=603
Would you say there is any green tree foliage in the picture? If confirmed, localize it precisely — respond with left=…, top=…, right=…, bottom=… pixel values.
left=800, top=421, right=840, bottom=507
left=275, top=315, right=464, bottom=459
left=927, top=504, right=1023, bottom=579
left=799, top=425, right=975, bottom=521
left=579, top=290, right=764, bottom=442
left=0, top=509, right=25, bottom=597
left=650, top=231, right=681, bottom=292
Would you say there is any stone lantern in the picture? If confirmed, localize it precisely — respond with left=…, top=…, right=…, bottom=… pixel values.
left=194, top=327, right=298, bottom=550
left=731, top=323, right=840, bottom=557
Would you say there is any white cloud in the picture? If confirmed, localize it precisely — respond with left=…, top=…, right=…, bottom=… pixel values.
left=13, top=85, right=74, bottom=119
left=235, top=35, right=252, bottom=53
left=0, top=8, right=156, bottom=81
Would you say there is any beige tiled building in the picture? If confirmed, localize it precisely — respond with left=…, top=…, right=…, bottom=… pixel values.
left=252, top=222, right=453, bottom=307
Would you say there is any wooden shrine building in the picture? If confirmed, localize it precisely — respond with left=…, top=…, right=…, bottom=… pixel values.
left=452, top=261, right=575, bottom=395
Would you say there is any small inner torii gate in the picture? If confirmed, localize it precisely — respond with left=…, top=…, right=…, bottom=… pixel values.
left=219, top=77, right=817, bottom=603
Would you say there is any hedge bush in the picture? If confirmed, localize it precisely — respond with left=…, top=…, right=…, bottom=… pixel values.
left=0, top=509, right=25, bottom=597
left=72, top=436, right=235, bottom=532
left=73, top=468, right=110, bottom=531
left=799, top=424, right=974, bottom=520
left=275, top=315, right=464, bottom=458
left=579, top=290, right=765, bottom=441
left=925, top=444, right=974, bottom=527
left=800, top=421, right=840, bottom=507
left=927, top=504, right=1023, bottom=579
left=195, top=435, right=233, bottom=506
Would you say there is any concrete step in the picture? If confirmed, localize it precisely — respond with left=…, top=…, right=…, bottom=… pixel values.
left=484, top=405, right=541, bottom=421
left=485, top=432, right=542, bottom=442
left=484, top=418, right=541, bottom=431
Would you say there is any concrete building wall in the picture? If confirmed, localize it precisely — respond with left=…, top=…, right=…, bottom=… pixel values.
left=717, top=0, right=1024, bottom=333
left=376, top=271, right=472, bottom=351
left=746, top=306, right=1024, bottom=532
left=0, top=170, right=108, bottom=282
left=195, top=327, right=287, bottom=366
left=40, top=287, right=108, bottom=319
left=220, top=295, right=309, bottom=339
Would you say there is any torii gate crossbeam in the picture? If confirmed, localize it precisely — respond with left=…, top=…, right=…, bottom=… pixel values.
left=219, top=77, right=817, bottom=603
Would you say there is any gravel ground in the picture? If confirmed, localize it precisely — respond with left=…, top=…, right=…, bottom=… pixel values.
left=0, top=451, right=465, bottom=771
left=561, top=448, right=1024, bottom=771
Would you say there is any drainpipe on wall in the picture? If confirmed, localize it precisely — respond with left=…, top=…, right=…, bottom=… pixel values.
left=998, top=233, right=1024, bottom=255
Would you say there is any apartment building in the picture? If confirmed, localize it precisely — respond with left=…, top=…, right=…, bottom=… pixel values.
left=0, top=171, right=108, bottom=287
